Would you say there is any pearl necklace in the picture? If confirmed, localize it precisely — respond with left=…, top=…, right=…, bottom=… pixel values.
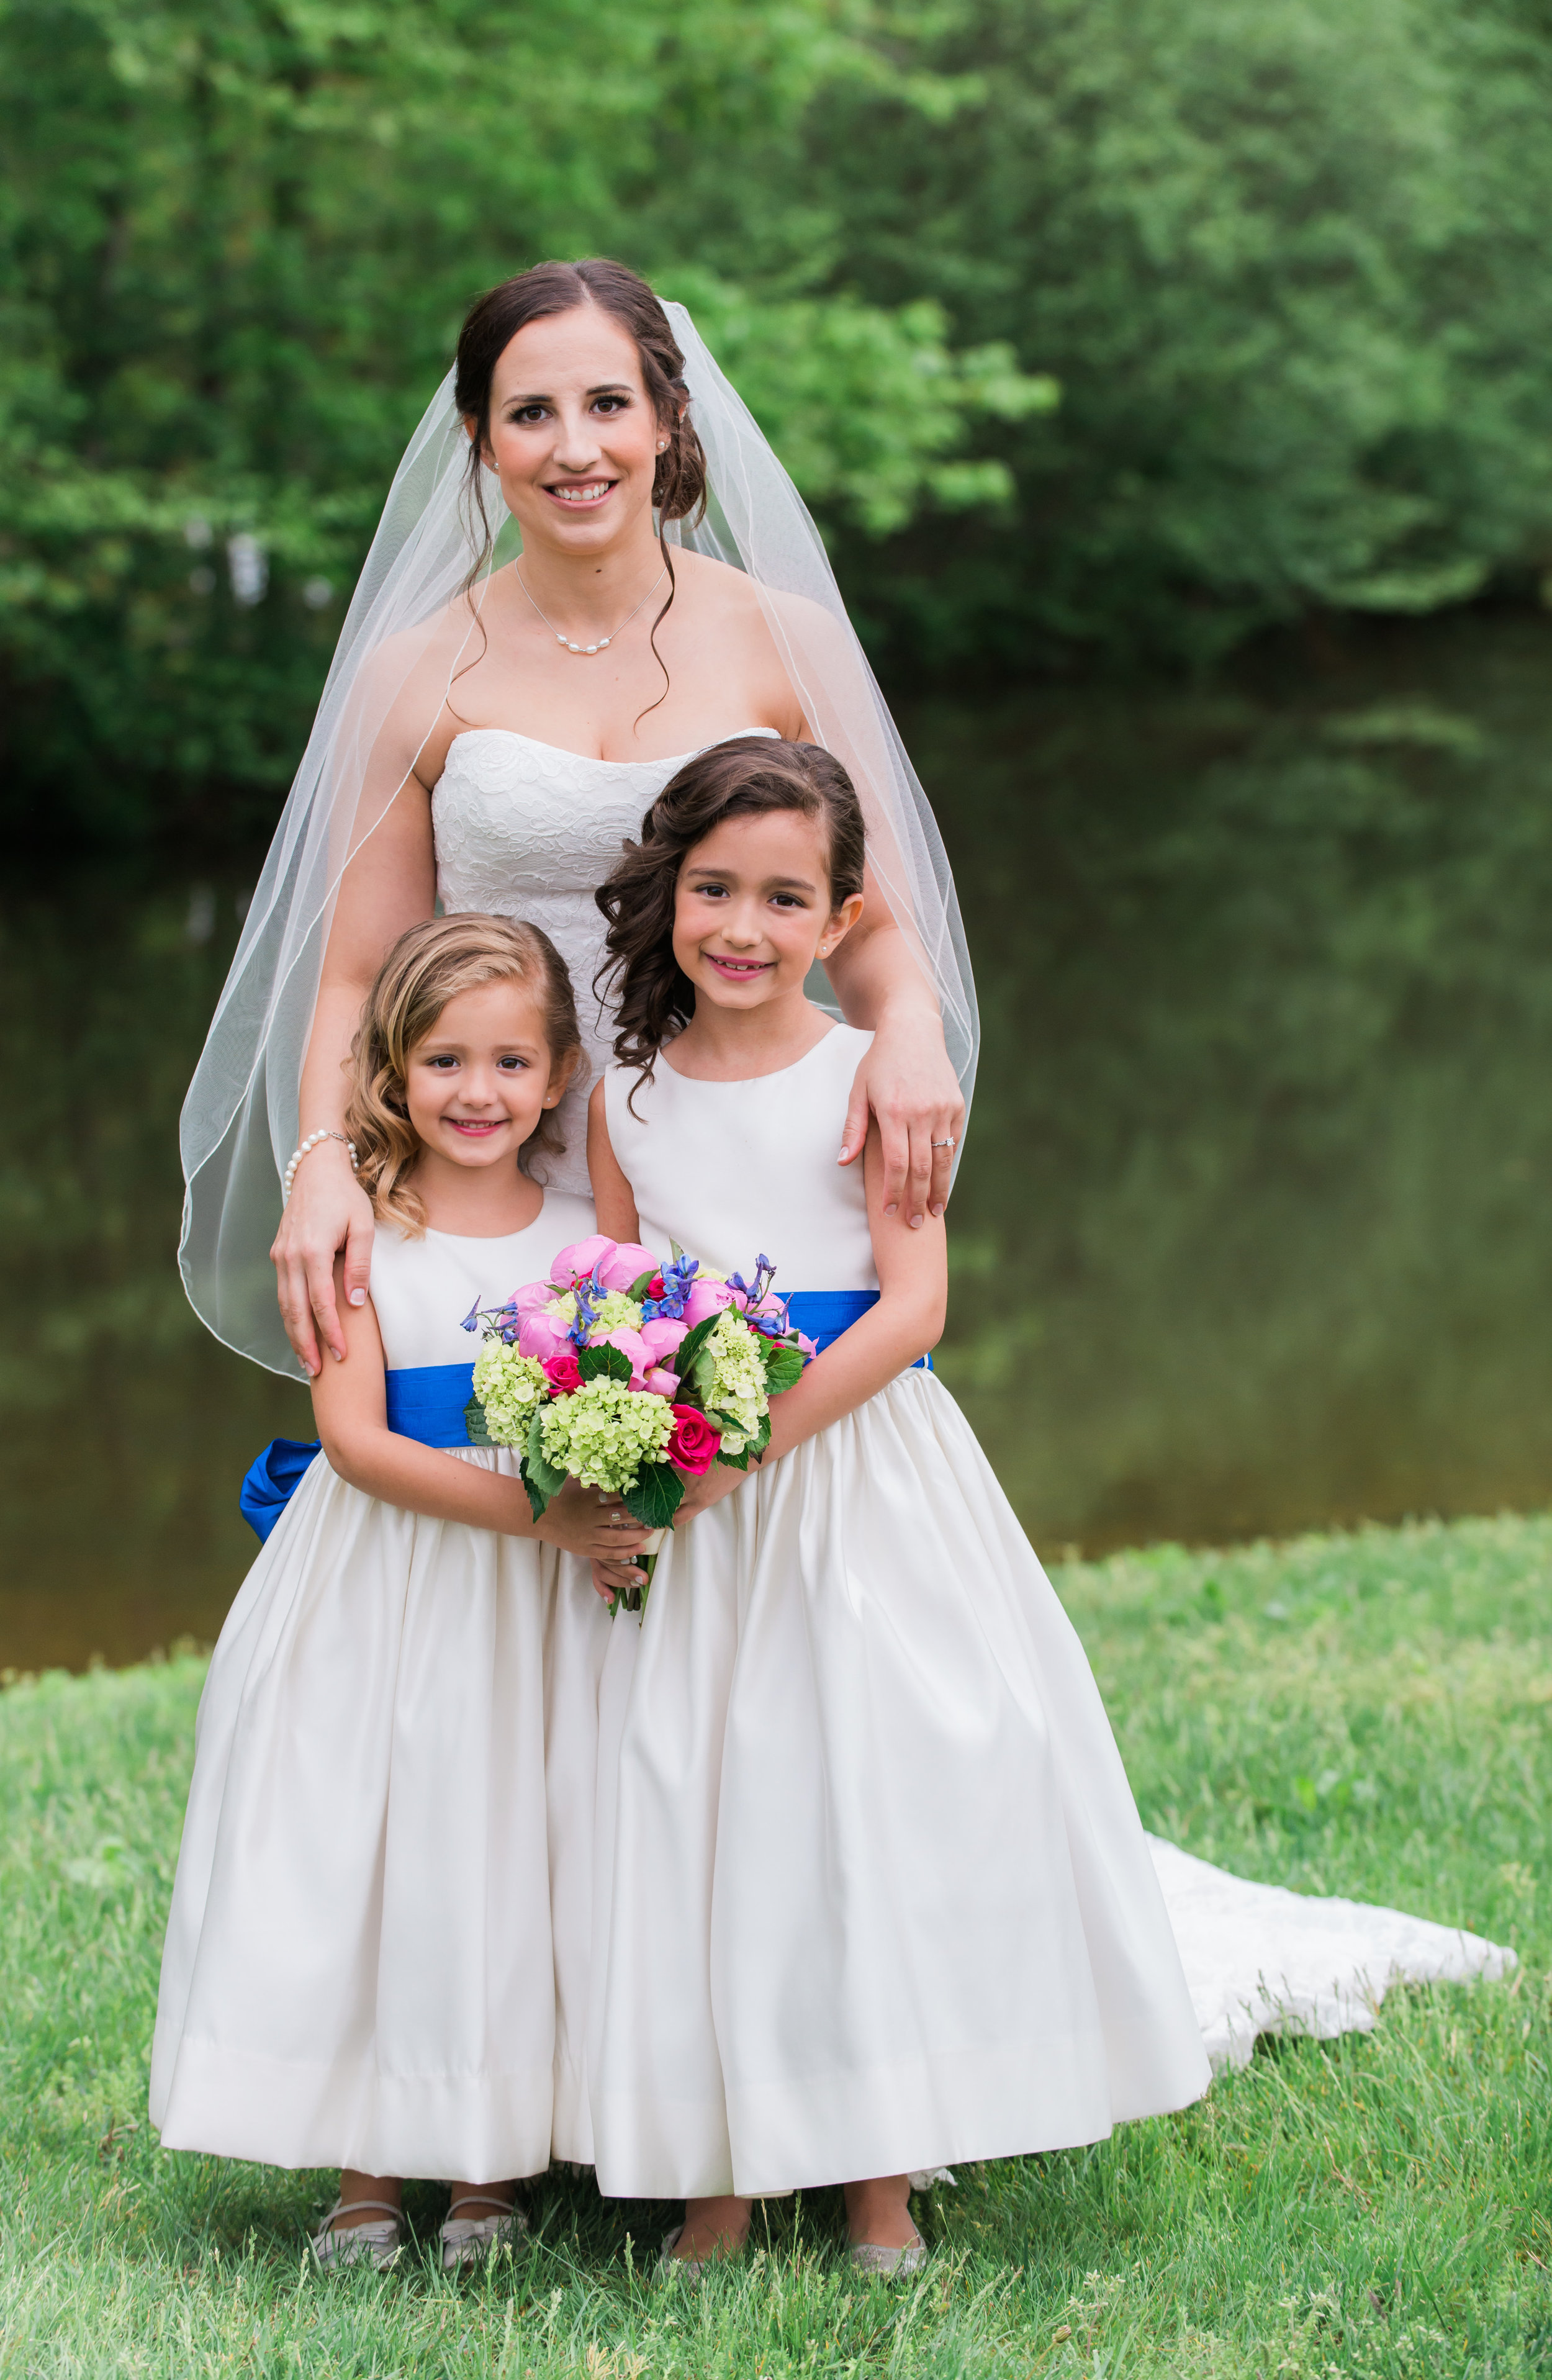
left=514, top=562, right=667, bottom=657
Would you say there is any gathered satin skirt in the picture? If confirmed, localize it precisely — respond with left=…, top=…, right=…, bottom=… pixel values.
left=149, top=1446, right=611, bottom=2182
left=585, top=1368, right=1212, bottom=2201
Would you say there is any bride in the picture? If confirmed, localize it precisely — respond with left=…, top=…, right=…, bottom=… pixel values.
left=243, top=258, right=971, bottom=1382
left=177, top=256, right=1510, bottom=2213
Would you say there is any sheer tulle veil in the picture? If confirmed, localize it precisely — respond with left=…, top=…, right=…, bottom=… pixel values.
left=178, top=300, right=979, bottom=1377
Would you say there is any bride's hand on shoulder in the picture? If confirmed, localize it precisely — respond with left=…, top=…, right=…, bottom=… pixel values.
left=270, top=1140, right=376, bottom=1377
left=839, top=1011, right=965, bottom=1232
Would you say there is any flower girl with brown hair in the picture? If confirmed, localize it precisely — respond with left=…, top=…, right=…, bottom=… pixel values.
left=151, top=914, right=643, bottom=2269
left=584, top=736, right=1211, bottom=2274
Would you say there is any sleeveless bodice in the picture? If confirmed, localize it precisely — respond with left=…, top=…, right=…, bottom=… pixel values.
left=433, top=727, right=776, bottom=1196
left=368, top=1190, right=596, bottom=1369
left=602, top=1025, right=877, bottom=1293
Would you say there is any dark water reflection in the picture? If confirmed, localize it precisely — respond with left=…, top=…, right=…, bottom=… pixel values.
left=6, top=613, right=1552, bottom=1669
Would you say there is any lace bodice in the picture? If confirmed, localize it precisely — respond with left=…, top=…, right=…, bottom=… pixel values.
left=433, top=726, right=774, bottom=1196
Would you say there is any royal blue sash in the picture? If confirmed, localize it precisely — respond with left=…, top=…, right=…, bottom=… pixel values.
left=783, top=1289, right=933, bottom=1370
left=240, top=1305, right=928, bottom=1543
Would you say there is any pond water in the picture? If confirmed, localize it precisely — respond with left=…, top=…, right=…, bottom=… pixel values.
left=5, top=611, right=1552, bottom=1670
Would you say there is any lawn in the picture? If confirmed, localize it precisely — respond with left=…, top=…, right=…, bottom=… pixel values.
left=2, top=1515, right=1549, bottom=2378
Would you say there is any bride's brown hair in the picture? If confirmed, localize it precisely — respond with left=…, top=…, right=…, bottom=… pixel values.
left=595, top=737, right=865, bottom=1104
left=454, top=258, right=708, bottom=714
left=345, top=914, right=584, bottom=1235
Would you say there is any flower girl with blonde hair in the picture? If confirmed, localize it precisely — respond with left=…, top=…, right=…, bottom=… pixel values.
left=584, top=737, right=1211, bottom=2273
left=151, top=914, right=641, bottom=2269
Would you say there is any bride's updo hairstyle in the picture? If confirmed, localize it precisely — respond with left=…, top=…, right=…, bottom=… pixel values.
left=345, top=913, right=584, bottom=1234
left=597, top=736, right=865, bottom=1101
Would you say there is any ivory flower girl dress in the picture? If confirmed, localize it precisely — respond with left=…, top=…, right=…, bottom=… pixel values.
left=150, top=1191, right=610, bottom=2185
left=584, top=1025, right=1212, bottom=2201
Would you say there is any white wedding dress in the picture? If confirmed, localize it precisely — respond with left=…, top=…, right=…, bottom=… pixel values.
left=433, top=727, right=1512, bottom=2125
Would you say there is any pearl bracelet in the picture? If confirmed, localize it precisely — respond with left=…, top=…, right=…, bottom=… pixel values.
left=282, top=1129, right=359, bottom=1204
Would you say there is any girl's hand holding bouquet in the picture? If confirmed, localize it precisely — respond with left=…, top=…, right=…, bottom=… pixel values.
left=461, top=1234, right=814, bottom=1613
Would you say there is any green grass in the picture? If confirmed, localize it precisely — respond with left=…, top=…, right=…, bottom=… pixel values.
left=2, top=1514, right=1550, bottom=2377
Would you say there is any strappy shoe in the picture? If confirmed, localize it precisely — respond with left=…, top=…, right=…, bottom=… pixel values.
left=310, top=2197, right=404, bottom=2271
left=849, top=2225, right=927, bottom=2279
left=440, top=2193, right=529, bottom=2272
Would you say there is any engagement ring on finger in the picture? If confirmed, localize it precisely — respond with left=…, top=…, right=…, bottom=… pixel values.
left=932, top=1137, right=956, bottom=1150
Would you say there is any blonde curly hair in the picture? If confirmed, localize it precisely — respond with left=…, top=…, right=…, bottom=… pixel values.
left=344, top=914, right=584, bottom=1236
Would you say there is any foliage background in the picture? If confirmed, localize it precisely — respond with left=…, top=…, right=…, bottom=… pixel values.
left=5, top=0, right=1552, bottom=836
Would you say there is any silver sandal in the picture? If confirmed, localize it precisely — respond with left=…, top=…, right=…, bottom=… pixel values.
left=311, top=2197, right=404, bottom=2271
left=849, top=2225, right=927, bottom=2278
left=440, top=2193, right=528, bottom=2272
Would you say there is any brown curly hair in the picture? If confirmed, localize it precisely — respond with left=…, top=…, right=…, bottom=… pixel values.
left=595, top=736, right=866, bottom=1107
left=454, top=258, right=708, bottom=717
left=345, top=914, right=584, bottom=1235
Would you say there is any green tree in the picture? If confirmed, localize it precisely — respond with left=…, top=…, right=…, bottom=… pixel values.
left=0, top=0, right=1039, bottom=836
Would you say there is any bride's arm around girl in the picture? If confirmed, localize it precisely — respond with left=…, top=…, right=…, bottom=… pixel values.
left=580, top=733, right=1211, bottom=2273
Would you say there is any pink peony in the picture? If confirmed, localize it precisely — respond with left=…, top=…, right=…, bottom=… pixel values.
left=643, top=1366, right=680, bottom=1398
left=549, top=1235, right=618, bottom=1291
left=517, top=1309, right=571, bottom=1364
left=596, top=1241, right=662, bottom=1294
left=600, top=1326, right=655, bottom=1386
left=639, top=1315, right=688, bottom=1364
left=542, top=1353, right=582, bottom=1395
left=667, top=1404, right=722, bottom=1474
left=508, top=1280, right=557, bottom=1317
left=682, top=1276, right=737, bottom=1327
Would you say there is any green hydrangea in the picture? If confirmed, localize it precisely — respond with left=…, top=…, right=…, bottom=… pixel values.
left=538, top=1377, right=674, bottom=1492
left=704, top=1309, right=770, bottom=1455
left=471, top=1343, right=550, bottom=1446
left=551, top=1287, right=643, bottom=1335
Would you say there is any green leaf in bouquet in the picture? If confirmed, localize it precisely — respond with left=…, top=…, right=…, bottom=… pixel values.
left=704, top=1407, right=744, bottom=1434
left=625, top=1269, right=659, bottom=1300
left=669, top=1313, right=718, bottom=1377
left=519, top=1461, right=550, bottom=1523
left=750, top=1410, right=773, bottom=1459
left=525, top=1410, right=567, bottom=1503
left=622, top=1462, right=685, bottom=1528
left=463, top=1394, right=495, bottom=1447
left=690, top=1350, right=719, bottom=1400
left=716, top=1444, right=752, bottom=1471
left=760, top=1342, right=806, bottom=1393
left=578, top=1341, right=633, bottom=1384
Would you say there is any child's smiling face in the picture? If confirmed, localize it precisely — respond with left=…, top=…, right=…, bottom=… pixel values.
left=404, top=978, right=569, bottom=1175
left=672, top=808, right=862, bottom=1013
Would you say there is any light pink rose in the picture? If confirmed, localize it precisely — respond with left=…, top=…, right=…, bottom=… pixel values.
left=643, top=1366, right=680, bottom=1397
left=682, top=1277, right=737, bottom=1327
left=595, top=1241, right=662, bottom=1294
left=517, top=1310, right=571, bottom=1364
left=639, top=1316, right=688, bottom=1363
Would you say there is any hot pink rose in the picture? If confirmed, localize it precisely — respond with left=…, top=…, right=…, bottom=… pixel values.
left=682, top=1276, right=737, bottom=1327
left=596, top=1241, right=662, bottom=1293
left=643, top=1366, right=680, bottom=1397
left=640, top=1316, right=688, bottom=1364
left=542, top=1353, right=582, bottom=1395
left=667, top=1404, right=722, bottom=1475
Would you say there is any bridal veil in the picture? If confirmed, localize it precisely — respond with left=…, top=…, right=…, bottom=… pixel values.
left=178, top=302, right=980, bottom=1377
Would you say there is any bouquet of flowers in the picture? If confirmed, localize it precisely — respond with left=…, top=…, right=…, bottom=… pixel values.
left=460, top=1235, right=814, bottom=1612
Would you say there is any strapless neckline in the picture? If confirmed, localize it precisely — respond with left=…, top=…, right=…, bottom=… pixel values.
left=444, top=724, right=779, bottom=773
